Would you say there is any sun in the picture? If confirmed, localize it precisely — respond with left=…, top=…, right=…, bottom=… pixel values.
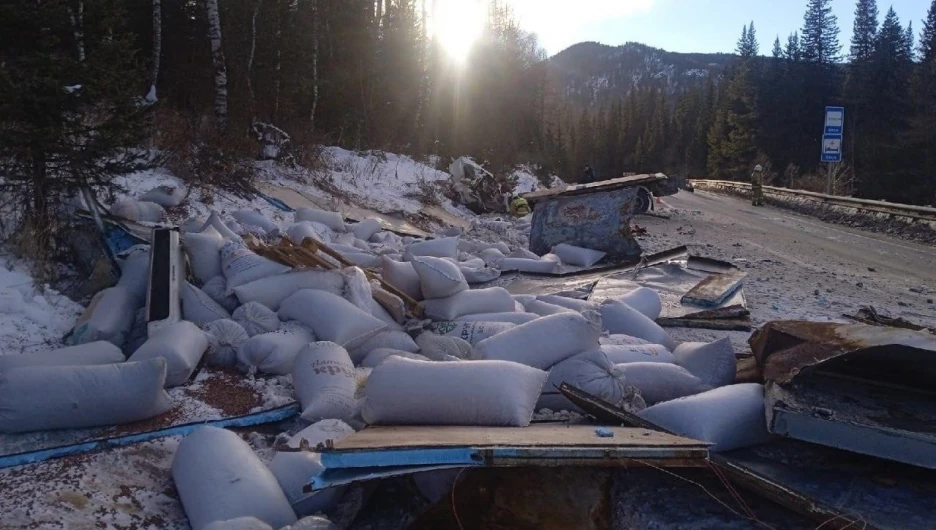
left=433, top=0, right=486, bottom=62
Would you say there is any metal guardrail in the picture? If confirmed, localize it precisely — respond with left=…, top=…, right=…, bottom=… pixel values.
left=691, top=179, right=936, bottom=223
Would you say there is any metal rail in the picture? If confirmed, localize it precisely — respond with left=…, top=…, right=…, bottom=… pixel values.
left=691, top=179, right=936, bottom=223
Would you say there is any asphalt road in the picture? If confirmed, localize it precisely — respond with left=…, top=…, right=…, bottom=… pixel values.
left=637, top=189, right=936, bottom=333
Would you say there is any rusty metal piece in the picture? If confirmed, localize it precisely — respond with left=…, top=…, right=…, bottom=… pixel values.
left=656, top=317, right=752, bottom=331
left=681, top=270, right=747, bottom=308
left=844, top=306, right=936, bottom=334
left=558, top=383, right=671, bottom=433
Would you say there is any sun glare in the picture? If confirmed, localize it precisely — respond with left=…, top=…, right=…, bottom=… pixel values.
left=433, top=0, right=486, bottom=62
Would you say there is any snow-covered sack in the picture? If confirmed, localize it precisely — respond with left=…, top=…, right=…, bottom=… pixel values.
left=286, top=221, right=334, bottom=245
left=414, top=332, right=474, bottom=360
left=380, top=257, right=422, bottom=301
left=460, top=266, right=501, bottom=284
left=233, top=302, right=281, bottom=337
left=422, top=287, right=516, bottom=321
left=361, top=349, right=431, bottom=368
left=184, top=226, right=225, bottom=284
left=498, top=258, right=559, bottom=274
left=614, top=362, right=710, bottom=405
left=296, top=207, right=346, bottom=232
left=116, top=247, right=150, bottom=304
left=269, top=420, right=355, bottom=515
left=203, top=319, right=249, bottom=367
left=403, top=236, right=458, bottom=261
left=601, top=344, right=676, bottom=364
left=238, top=325, right=316, bottom=375
left=69, top=286, right=136, bottom=348
left=552, top=244, right=606, bottom=267
left=616, top=287, right=663, bottom=320
left=111, top=198, right=167, bottom=223
left=362, top=357, right=547, bottom=426
left=234, top=270, right=345, bottom=311
left=221, top=241, right=291, bottom=295
left=181, top=282, right=231, bottom=326
left=537, top=295, right=588, bottom=311
left=600, top=334, right=652, bottom=347
left=202, top=276, right=240, bottom=312
left=456, top=312, right=539, bottom=325
left=0, top=359, right=172, bottom=433
left=411, top=256, right=468, bottom=299
left=475, top=312, right=601, bottom=370
left=280, top=290, right=388, bottom=349
left=181, top=216, right=206, bottom=233
left=203, top=518, right=272, bottom=530
left=538, top=350, right=626, bottom=412
left=232, top=209, right=279, bottom=236
left=129, top=321, right=208, bottom=387
left=172, top=426, right=297, bottom=530
left=139, top=185, right=186, bottom=207
left=673, top=338, right=736, bottom=388
left=599, top=299, right=678, bottom=351
left=348, top=330, right=419, bottom=364
left=206, top=210, right=243, bottom=241
left=427, top=321, right=516, bottom=345
left=639, top=384, right=770, bottom=452
left=351, top=219, right=383, bottom=241
left=292, top=342, right=358, bottom=423
left=0, top=341, right=124, bottom=372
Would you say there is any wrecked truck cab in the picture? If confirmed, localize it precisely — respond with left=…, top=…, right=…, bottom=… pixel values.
left=447, top=157, right=513, bottom=214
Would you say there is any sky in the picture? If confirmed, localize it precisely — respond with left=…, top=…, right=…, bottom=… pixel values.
left=504, top=0, right=932, bottom=56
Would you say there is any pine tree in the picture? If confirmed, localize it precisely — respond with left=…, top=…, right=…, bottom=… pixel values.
left=736, top=22, right=759, bottom=57
left=845, top=0, right=879, bottom=176
left=909, top=0, right=936, bottom=201
left=784, top=32, right=801, bottom=61
left=772, top=36, right=783, bottom=58
left=801, top=0, right=841, bottom=64
left=737, top=25, right=749, bottom=56
left=902, top=22, right=915, bottom=61
left=922, top=0, right=936, bottom=61
left=850, top=0, right=879, bottom=62
left=708, top=62, right=758, bottom=179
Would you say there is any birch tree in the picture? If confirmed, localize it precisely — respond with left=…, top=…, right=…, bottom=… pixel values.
left=149, top=0, right=161, bottom=101
left=205, top=0, right=228, bottom=132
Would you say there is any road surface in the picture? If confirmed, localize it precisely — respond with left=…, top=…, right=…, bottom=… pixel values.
left=635, top=189, right=936, bottom=343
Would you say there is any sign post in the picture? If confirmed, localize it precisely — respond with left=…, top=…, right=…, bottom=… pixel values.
left=821, top=106, right=845, bottom=194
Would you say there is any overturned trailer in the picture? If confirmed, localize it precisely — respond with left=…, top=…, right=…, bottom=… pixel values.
left=521, top=173, right=667, bottom=262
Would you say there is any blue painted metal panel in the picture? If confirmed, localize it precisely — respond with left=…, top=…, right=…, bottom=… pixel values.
left=528, top=186, right=641, bottom=260
left=321, top=447, right=482, bottom=470
left=312, top=464, right=463, bottom=491
left=0, top=403, right=299, bottom=469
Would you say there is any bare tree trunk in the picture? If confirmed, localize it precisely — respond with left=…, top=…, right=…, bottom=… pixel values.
left=375, top=0, right=382, bottom=28
left=273, top=0, right=282, bottom=122
left=149, top=0, right=161, bottom=100
left=205, top=0, right=229, bottom=133
left=247, top=0, right=262, bottom=121
left=309, top=0, right=319, bottom=132
left=67, top=1, right=86, bottom=63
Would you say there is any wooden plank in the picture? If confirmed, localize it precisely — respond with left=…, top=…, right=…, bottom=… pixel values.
left=657, top=317, right=752, bottom=331
left=419, top=205, right=473, bottom=231
left=522, top=173, right=666, bottom=203
left=680, top=270, right=747, bottom=307
left=327, top=425, right=704, bottom=452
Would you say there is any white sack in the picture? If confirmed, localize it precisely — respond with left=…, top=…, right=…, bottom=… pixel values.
left=479, top=248, right=506, bottom=267
left=673, top=338, right=736, bottom=388
left=523, top=299, right=575, bottom=316
left=490, top=242, right=511, bottom=254
left=599, top=299, right=678, bottom=351
left=499, top=258, right=559, bottom=274
left=238, top=325, right=317, bottom=375
left=456, top=312, right=539, bottom=325
left=427, top=321, right=516, bottom=345
left=296, top=207, right=346, bottom=232
left=203, top=319, right=249, bottom=367
left=475, top=311, right=601, bottom=369
left=234, top=270, right=345, bottom=312
left=601, top=344, right=675, bottom=364
left=280, top=290, right=388, bottom=350
left=206, top=210, right=243, bottom=241
left=339, top=266, right=373, bottom=313
left=181, top=216, right=206, bottom=233
left=361, top=348, right=430, bottom=368
left=412, top=256, right=468, bottom=299
left=460, top=258, right=486, bottom=268
left=639, top=383, right=770, bottom=452
left=181, top=282, right=231, bottom=327
left=0, top=341, right=124, bottom=372
left=362, top=357, right=547, bottom=426
left=617, top=287, right=663, bottom=320
left=351, top=219, right=382, bottom=241
left=339, top=251, right=380, bottom=269
left=221, top=241, right=291, bottom=295
left=232, top=209, right=279, bottom=236
left=536, top=295, right=588, bottom=311
left=507, top=248, right=540, bottom=260
left=414, top=333, right=474, bottom=360
left=286, top=221, right=333, bottom=245
left=552, top=244, right=606, bottom=267
left=129, top=321, right=208, bottom=387
left=460, top=266, right=501, bottom=284
left=204, top=518, right=272, bottom=530
left=600, top=334, right=652, bottom=347
left=172, top=426, right=297, bottom=530
left=379, top=257, right=422, bottom=301
left=292, top=342, right=357, bottom=423
left=139, top=185, right=186, bottom=207
left=233, top=302, right=281, bottom=337
left=348, top=331, right=418, bottom=364
left=538, top=350, right=626, bottom=412
left=284, top=517, right=339, bottom=530
left=422, top=287, right=516, bottom=321
left=116, top=247, right=150, bottom=304
left=333, top=233, right=355, bottom=246
left=111, top=198, right=167, bottom=223
left=0, top=359, right=172, bottom=433
left=184, top=226, right=225, bottom=285
left=403, top=237, right=458, bottom=261
left=125, top=307, right=149, bottom=355
left=614, top=362, right=710, bottom=405
left=69, top=286, right=136, bottom=348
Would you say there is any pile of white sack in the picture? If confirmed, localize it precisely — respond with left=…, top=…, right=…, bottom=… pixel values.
left=0, top=200, right=771, bottom=530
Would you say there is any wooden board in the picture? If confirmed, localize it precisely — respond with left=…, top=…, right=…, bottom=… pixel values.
left=521, top=173, right=666, bottom=204
left=680, top=270, right=747, bottom=307
left=419, top=205, right=473, bottom=231
left=328, top=425, right=704, bottom=452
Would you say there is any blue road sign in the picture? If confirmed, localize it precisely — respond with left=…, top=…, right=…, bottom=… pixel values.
left=821, top=134, right=843, bottom=162
left=824, top=106, right=845, bottom=135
